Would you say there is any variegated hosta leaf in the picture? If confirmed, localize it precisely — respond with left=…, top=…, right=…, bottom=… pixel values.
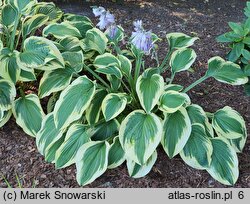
left=0, top=51, right=20, bottom=83
left=166, top=32, right=199, bottom=50
left=244, top=64, right=250, bottom=76
left=127, top=150, right=157, bottom=178
left=161, top=107, right=192, bottom=158
left=0, top=109, right=12, bottom=128
left=212, top=106, right=247, bottom=139
left=62, top=51, right=84, bottom=73
left=228, top=136, right=247, bottom=153
left=0, top=79, right=16, bottom=111
left=11, top=0, right=36, bottom=13
left=119, top=110, right=162, bottom=165
left=19, top=36, right=64, bottom=69
left=86, top=89, right=107, bottom=125
left=34, top=2, right=63, bottom=22
left=159, top=90, right=187, bottom=113
left=55, top=123, right=90, bottom=169
left=0, top=109, right=3, bottom=121
left=94, top=53, right=121, bottom=69
left=102, top=93, right=127, bottom=121
left=54, top=42, right=68, bottom=52
left=22, top=14, right=49, bottom=38
left=47, top=92, right=60, bottom=113
left=121, top=50, right=134, bottom=61
left=170, top=48, right=197, bottom=73
left=0, top=39, right=3, bottom=51
left=84, top=51, right=97, bottom=61
left=38, top=68, right=73, bottom=98
left=37, top=58, right=64, bottom=71
left=107, top=75, right=121, bottom=91
left=94, top=53, right=122, bottom=79
left=0, top=26, right=5, bottom=36
left=58, top=37, right=84, bottom=52
left=108, top=136, right=126, bottom=169
left=117, top=54, right=132, bottom=77
left=54, top=76, right=96, bottom=130
left=97, top=65, right=122, bottom=79
left=207, top=137, right=239, bottom=185
left=19, top=68, right=36, bottom=82
left=83, top=28, right=108, bottom=54
left=45, top=133, right=66, bottom=163
left=1, top=4, right=18, bottom=27
left=90, top=119, right=119, bottom=141
left=187, top=104, right=214, bottom=138
left=64, top=14, right=92, bottom=25
left=136, top=69, right=164, bottom=113
left=0, top=47, right=11, bottom=56
left=36, top=113, right=63, bottom=155
left=43, top=22, right=82, bottom=39
left=64, top=14, right=93, bottom=38
left=76, top=141, right=110, bottom=186
left=206, top=57, right=248, bottom=85
left=180, top=124, right=213, bottom=170
left=164, top=84, right=184, bottom=92
left=12, top=94, right=45, bottom=137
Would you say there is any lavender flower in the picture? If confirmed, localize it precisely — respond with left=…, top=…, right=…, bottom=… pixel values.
left=133, top=20, right=143, bottom=32
left=93, top=7, right=115, bottom=30
left=131, top=20, right=153, bottom=54
left=106, top=24, right=118, bottom=39
left=92, top=7, right=106, bottom=17
left=97, top=11, right=115, bottom=30
left=92, top=7, right=118, bottom=39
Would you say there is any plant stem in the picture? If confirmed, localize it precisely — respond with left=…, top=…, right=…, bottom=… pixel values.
left=5, top=30, right=10, bottom=48
left=96, top=84, right=107, bottom=90
left=121, top=80, right=131, bottom=94
left=127, top=75, right=138, bottom=103
left=15, top=172, right=22, bottom=188
left=152, top=47, right=160, bottom=67
left=19, top=88, right=25, bottom=98
left=20, top=41, right=25, bottom=52
left=169, top=72, right=176, bottom=84
left=183, top=75, right=209, bottom=93
left=15, top=30, right=22, bottom=50
left=121, top=79, right=139, bottom=106
left=1, top=175, right=12, bottom=188
left=15, top=19, right=24, bottom=50
left=113, top=40, right=122, bottom=55
left=159, top=48, right=173, bottom=72
left=134, top=54, right=142, bottom=83
left=131, top=54, right=142, bottom=100
left=83, top=64, right=111, bottom=89
left=206, top=112, right=214, bottom=119
left=10, top=14, right=20, bottom=51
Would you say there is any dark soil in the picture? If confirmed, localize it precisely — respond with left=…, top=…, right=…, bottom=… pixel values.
left=1, top=0, right=250, bottom=188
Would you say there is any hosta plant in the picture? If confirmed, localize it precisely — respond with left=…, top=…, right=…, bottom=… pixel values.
left=34, top=6, right=248, bottom=186
left=0, top=0, right=64, bottom=134
left=217, top=1, right=250, bottom=94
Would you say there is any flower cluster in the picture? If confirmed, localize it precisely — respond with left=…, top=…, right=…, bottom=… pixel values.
left=92, top=6, right=118, bottom=39
left=92, top=8, right=153, bottom=54
left=131, top=20, right=153, bottom=55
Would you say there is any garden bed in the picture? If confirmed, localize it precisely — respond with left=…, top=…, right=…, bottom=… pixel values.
left=0, top=0, right=250, bottom=187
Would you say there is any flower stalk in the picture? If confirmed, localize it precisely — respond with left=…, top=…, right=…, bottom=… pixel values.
left=183, top=75, right=209, bottom=93
left=83, top=64, right=111, bottom=89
